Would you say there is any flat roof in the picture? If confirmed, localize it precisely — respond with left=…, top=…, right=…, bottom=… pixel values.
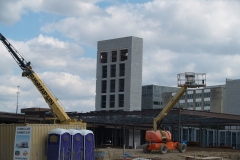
left=74, top=108, right=240, bottom=129
left=1, top=109, right=240, bottom=129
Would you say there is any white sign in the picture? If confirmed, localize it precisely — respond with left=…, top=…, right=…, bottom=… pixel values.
left=13, top=126, right=32, bottom=160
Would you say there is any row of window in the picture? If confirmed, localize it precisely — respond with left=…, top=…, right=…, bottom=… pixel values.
left=179, top=101, right=210, bottom=108
left=102, top=64, right=125, bottom=78
left=101, top=79, right=124, bottom=93
left=101, top=94, right=124, bottom=108
left=180, top=92, right=211, bottom=100
left=100, top=49, right=128, bottom=63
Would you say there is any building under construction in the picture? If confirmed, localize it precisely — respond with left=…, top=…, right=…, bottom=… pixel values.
left=1, top=108, right=240, bottom=149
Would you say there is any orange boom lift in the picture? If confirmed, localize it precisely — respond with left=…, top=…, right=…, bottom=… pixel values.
left=143, top=72, right=206, bottom=154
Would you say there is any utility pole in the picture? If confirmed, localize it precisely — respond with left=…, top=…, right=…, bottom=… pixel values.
left=16, top=86, right=20, bottom=114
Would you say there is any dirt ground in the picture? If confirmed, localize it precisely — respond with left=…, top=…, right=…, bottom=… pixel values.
left=95, top=147, right=240, bottom=160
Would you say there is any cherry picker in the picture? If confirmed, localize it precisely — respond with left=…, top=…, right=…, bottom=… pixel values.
left=144, top=72, right=206, bottom=154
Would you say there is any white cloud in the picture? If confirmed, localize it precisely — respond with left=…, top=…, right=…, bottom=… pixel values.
left=0, top=0, right=105, bottom=24
left=0, top=1, right=24, bottom=24
left=0, top=0, right=42, bottom=24
left=40, top=0, right=106, bottom=17
left=39, top=0, right=240, bottom=55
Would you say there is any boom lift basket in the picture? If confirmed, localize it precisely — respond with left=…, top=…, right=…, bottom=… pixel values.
left=178, top=72, right=206, bottom=88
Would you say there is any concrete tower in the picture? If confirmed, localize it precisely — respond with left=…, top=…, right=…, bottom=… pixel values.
left=95, top=36, right=143, bottom=111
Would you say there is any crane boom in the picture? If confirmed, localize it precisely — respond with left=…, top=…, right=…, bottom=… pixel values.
left=28, top=73, right=71, bottom=123
left=153, top=86, right=187, bottom=131
left=0, top=33, right=79, bottom=124
left=0, top=33, right=29, bottom=71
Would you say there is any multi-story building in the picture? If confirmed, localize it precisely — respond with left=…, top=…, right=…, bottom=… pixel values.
left=162, top=85, right=225, bottom=113
left=155, top=78, right=240, bottom=115
left=95, top=36, right=143, bottom=111
left=141, top=85, right=179, bottom=109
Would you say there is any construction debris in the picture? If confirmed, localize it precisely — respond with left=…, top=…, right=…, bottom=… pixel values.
left=183, top=155, right=223, bottom=160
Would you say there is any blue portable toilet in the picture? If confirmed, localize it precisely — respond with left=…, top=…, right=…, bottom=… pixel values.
left=80, top=129, right=95, bottom=160
left=47, top=128, right=71, bottom=160
left=69, top=129, right=84, bottom=160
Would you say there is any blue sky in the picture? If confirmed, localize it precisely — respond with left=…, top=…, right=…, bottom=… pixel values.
left=1, top=10, right=77, bottom=45
left=1, top=0, right=151, bottom=51
left=1, top=0, right=240, bottom=113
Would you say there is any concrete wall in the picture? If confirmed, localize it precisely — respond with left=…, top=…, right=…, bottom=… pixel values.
left=210, top=87, right=224, bottom=113
left=224, top=79, right=240, bottom=115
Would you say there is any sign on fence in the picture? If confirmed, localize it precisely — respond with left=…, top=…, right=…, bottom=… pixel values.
left=13, top=126, right=32, bottom=160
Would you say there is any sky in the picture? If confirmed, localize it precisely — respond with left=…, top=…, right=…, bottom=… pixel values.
left=1, top=0, right=240, bottom=114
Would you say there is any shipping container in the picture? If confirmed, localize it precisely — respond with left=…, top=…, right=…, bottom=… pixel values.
left=0, top=123, right=86, bottom=160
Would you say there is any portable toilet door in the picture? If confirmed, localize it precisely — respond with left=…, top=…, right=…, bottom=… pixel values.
left=69, top=129, right=84, bottom=160
left=47, top=128, right=71, bottom=160
left=80, top=129, right=95, bottom=160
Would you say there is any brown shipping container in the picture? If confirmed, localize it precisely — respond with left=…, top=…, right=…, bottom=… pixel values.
left=0, top=123, right=86, bottom=160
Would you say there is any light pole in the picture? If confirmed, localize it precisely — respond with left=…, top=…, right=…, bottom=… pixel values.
left=16, top=86, right=20, bottom=114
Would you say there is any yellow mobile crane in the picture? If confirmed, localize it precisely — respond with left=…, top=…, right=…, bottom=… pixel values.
left=0, top=33, right=83, bottom=124
left=144, top=72, right=206, bottom=154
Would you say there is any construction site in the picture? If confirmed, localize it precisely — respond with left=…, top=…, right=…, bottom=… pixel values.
left=0, top=33, right=240, bottom=160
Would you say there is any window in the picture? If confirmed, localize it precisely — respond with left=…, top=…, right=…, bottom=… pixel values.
left=153, top=101, right=161, bottom=105
left=181, top=94, right=186, bottom=100
left=187, top=102, right=193, bottom=108
left=111, top=65, right=116, bottom=77
left=179, top=102, right=185, bottom=108
left=204, top=92, right=210, bottom=98
left=102, top=66, right=107, bottom=78
left=110, top=95, right=115, bottom=108
left=187, top=94, right=193, bottom=99
left=119, top=63, right=125, bottom=76
left=101, top=80, right=107, bottom=93
left=119, top=79, right=124, bottom=92
left=119, top=94, right=124, bottom=107
left=120, top=49, right=128, bottom=61
left=100, top=52, right=107, bottom=63
left=147, top=86, right=152, bottom=89
left=204, top=106, right=210, bottom=111
left=101, top=95, right=106, bottom=108
left=195, top=101, right=202, bottom=107
left=195, top=107, right=201, bottom=111
left=196, top=93, right=202, bottom=98
left=204, top=101, right=210, bottom=107
left=196, top=89, right=202, bottom=93
left=110, top=80, right=115, bottom=92
left=112, top=51, right=117, bottom=62
left=179, top=99, right=185, bottom=103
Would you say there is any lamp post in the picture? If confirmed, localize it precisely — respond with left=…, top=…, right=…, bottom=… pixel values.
left=16, top=86, right=20, bottom=114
